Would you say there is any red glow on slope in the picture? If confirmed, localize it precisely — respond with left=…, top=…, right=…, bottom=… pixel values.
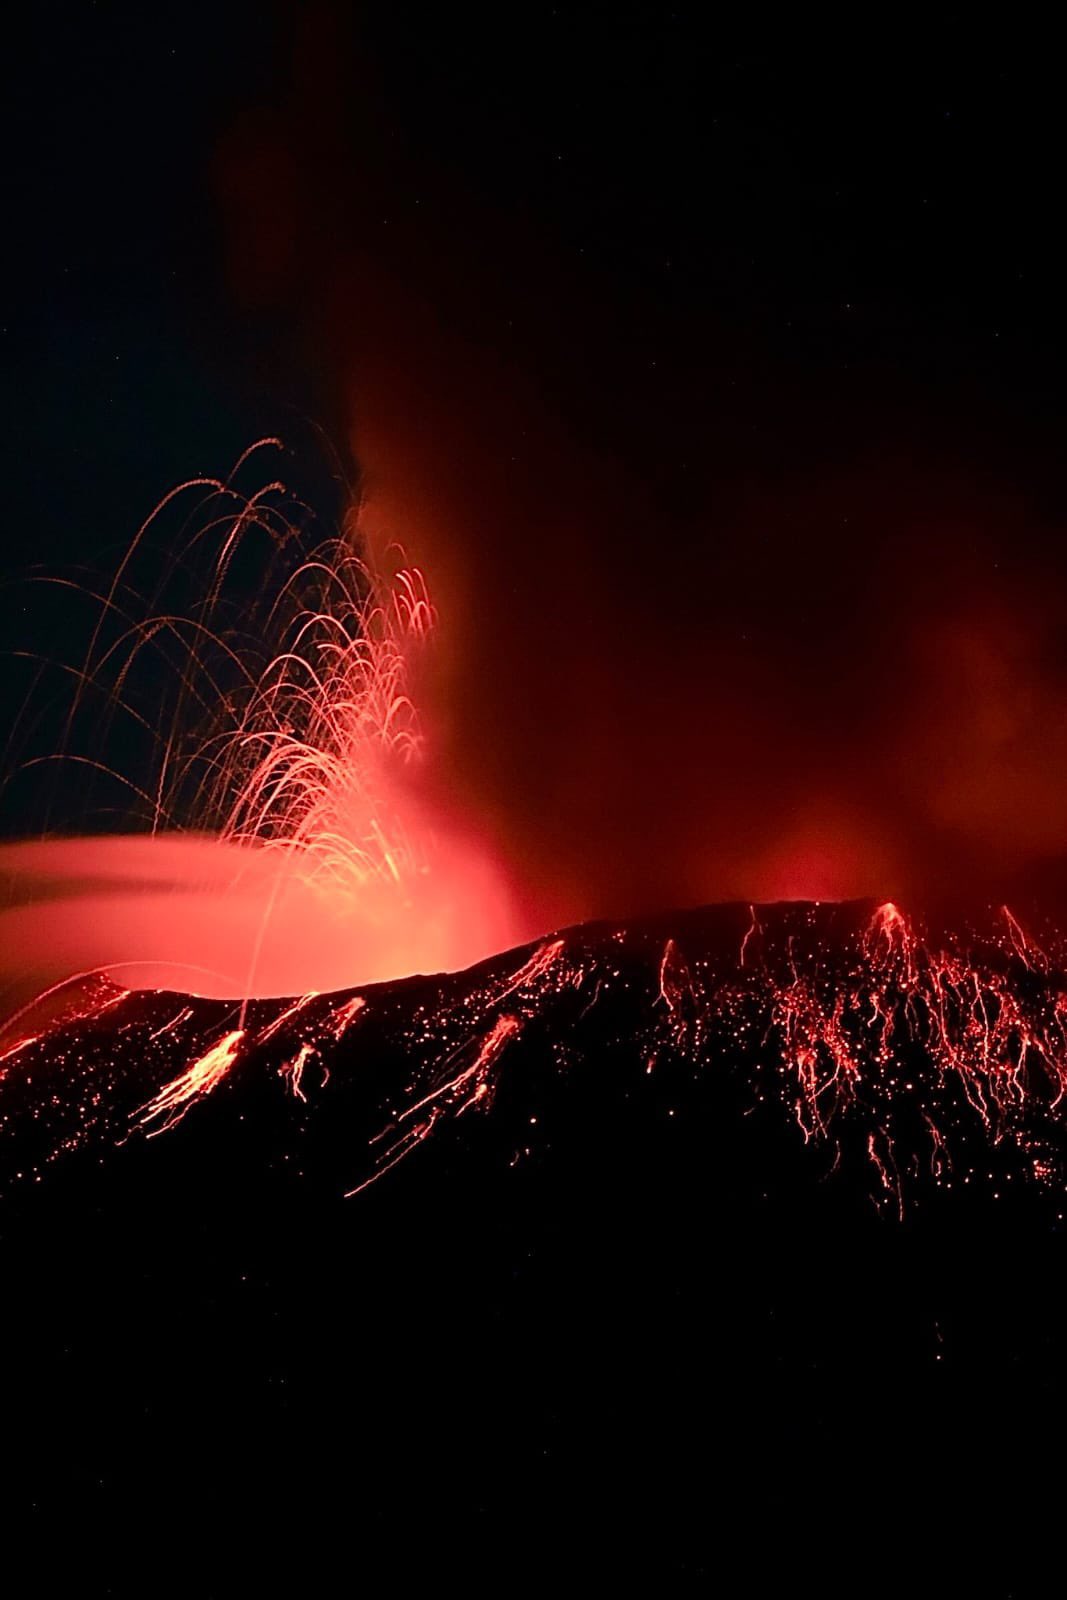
left=135, top=1028, right=245, bottom=1136
left=5, top=896, right=1067, bottom=1212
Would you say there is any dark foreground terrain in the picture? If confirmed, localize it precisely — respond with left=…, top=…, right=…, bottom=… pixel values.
left=1, top=900, right=1065, bottom=1592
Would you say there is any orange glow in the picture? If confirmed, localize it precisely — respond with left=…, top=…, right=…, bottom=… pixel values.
left=3, top=893, right=1067, bottom=1211
left=0, top=452, right=531, bottom=1020
left=135, top=1029, right=245, bottom=1135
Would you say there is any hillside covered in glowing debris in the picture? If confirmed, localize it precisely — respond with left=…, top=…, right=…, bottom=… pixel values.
left=3, top=897, right=1067, bottom=1589
left=5, top=897, right=1067, bottom=1212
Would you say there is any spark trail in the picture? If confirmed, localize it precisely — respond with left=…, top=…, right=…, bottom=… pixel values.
left=0, top=442, right=524, bottom=1011
left=135, top=1028, right=246, bottom=1136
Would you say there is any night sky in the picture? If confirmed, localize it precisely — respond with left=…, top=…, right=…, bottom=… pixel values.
left=7, top=7, right=1067, bottom=915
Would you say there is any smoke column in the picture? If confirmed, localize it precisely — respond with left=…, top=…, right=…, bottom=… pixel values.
left=210, top=6, right=1067, bottom=934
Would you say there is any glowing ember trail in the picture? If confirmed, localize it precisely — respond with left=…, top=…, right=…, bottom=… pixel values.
left=257, top=993, right=319, bottom=1047
left=135, top=1029, right=246, bottom=1136
left=497, top=938, right=565, bottom=1000
left=0, top=442, right=526, bottom=1014
left=0, top=1035, right=40, bottom=1068
left=280, top=1042, right=315, bottom=1103
left=348, top=1013, right=523, bottom=1196
left=325, top=995, right=366, bottom=1041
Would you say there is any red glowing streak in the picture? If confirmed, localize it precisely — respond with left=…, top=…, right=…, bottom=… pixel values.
left=0, top=1034, right=40, bottom=1066
left=325, top=995, right=365, bottom=1041
left=347, top=1013, right=522, bottom=1196
left=498, top=938, right=565, bottom=1000
left=256, top=992, right=319, bottom=1046
left=135, top=1029, right=245, bottom=1136
left=280, top=1042, right=315, bottom=1103
left=1001, top=904, right=1046, bottom=973
left=739, top=905, right=760, bottom=968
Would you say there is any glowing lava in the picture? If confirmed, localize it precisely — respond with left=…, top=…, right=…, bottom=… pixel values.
left=135, top=1028, right=246, bottom=1137
left=4, top=897, right=1067, bottom=1216
left=0, top=443, right=527, bottom=1019
left=6, top=449, right=1067, bottom=1219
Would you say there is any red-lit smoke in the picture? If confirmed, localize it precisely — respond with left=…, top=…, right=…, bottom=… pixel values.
left=342, top=285, right=1067, bottom=929
left=210, top=7, right=1067, bottom=935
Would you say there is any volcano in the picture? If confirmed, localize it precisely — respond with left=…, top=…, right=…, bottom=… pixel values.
left=1, top=899, right=1066, bottom=1590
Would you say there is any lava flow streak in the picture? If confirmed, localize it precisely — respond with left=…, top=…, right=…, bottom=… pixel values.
left=349, top=1012, right=524, bottom=1196
left=135, top=1028, right=246, bottom=1137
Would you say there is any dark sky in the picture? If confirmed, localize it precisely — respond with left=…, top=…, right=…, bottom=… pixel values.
left=4, top=5, right=1067, bottom=919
